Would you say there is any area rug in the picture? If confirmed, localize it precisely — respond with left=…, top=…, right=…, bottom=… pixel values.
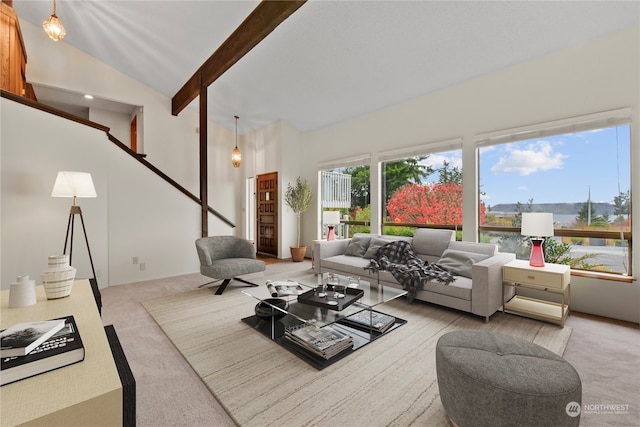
left=142, top=276, right=572, bottom=427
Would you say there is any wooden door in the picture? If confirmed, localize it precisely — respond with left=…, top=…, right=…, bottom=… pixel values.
left=256, top=172, right=278, bottom=256
left=130, top=115, right=137, bottom=152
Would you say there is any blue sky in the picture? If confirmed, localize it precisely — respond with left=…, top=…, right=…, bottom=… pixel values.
left=422, top=125, right=630, bottom=207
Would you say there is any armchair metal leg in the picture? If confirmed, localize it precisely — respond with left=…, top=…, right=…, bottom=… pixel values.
left=213, top=277, right=259, bottom=295
left=214, top=279, right=232, bottom=295
left=233, top=278, right=260, bottom=287
left=197, top=279, right=222, bottom=289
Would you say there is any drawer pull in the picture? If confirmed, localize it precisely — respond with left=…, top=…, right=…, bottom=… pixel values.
left=527, top=275, right=536, bottom=280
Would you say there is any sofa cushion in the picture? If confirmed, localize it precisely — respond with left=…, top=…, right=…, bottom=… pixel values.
left=437, top=249, right=490, bottom=278
left=363, top=237, right=391, bottom=258
left=412, top=228, right=455, bottom=257
left=321, top=255, right=372, bottom=278
left=448, top=240, right=497, bottom=257
left=424, top=276, right=472, bottom=300
left=344, top=234, right=372, bottom=257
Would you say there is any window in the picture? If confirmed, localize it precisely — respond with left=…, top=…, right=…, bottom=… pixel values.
left=379, top=139, right=463, bottom=238
left=477, top=109, right=632, bottom=276
left=319, top=156, right=371, bottom=238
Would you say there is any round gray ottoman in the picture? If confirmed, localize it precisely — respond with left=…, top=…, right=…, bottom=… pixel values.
left=436, top=330, right=581, bottom=427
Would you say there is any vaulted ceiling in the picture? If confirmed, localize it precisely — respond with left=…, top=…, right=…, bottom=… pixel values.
left=13, top=1, right=640, bottom=133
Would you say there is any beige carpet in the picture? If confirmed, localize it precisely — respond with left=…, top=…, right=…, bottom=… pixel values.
left=142, top=278, right=572, bottom=427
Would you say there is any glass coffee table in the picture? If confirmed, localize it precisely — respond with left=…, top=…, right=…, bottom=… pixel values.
left=241, top=272, right=407, bottom=369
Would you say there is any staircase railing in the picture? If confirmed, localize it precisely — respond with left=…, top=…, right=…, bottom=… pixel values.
left=1, top=89, right=235, bottom=228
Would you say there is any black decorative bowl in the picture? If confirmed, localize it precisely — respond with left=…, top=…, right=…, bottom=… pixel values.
left=255, top=298, right=289, bottom=320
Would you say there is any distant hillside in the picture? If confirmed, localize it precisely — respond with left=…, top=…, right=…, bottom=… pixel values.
left=489, top=202, right=615, bottom=215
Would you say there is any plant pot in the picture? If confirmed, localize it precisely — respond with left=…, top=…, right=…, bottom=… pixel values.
left=290, top=246, right=307, bottom=262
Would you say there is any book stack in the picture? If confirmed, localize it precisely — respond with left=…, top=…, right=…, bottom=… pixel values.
left=341, top=310, right=396, bottom=333
left=1, top=315, right=85, bottom=386
left=285, top=324, right=353, bottom=360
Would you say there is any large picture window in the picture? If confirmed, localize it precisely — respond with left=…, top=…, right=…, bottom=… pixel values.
left=477, top=110, right=632, bottom=276
left=380, top=141, right=463, bottom=238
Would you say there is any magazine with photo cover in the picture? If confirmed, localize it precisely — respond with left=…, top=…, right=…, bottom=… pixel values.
left=266, top=280, right=305, bottom=297
left=1, top=315, right=85, bottom=386
left=340, top=310, right=396, bottom=333
left=0, top=318, right=66, bottom=357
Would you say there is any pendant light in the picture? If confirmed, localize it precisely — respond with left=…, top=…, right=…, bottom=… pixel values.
left=231, top=115, right=242, bottom=168
left=42, top=0, right=66, bottom=42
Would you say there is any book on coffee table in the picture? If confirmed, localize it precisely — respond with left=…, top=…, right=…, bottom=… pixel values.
left=284, top=324, right=353, bottom=359
left=340, top=310, right=396, bottom=333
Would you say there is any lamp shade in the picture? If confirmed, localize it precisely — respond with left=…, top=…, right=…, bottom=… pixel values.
left=322, top=211, right=341, bottom=226
left=51, top=171, right=97, bottom=198
left=521, top=213, right=554, bottom=237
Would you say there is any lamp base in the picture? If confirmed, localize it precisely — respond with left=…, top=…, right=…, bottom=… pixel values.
left=529, top=238, right=545, bottom=267
left=327, top=226, right=335, bottom=241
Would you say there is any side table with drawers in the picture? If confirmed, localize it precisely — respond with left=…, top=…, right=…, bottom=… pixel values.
left=502, top=259, right=571, bottom=326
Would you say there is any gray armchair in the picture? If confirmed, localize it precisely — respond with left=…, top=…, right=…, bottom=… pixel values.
left=195, top=236, right=266, bottom=295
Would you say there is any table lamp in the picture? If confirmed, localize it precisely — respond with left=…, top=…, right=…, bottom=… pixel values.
left=521, top=212, right=554, bottom=267
left=52, top=171, right=98, bottom=283
left=322, top=211, right=341, bottom=241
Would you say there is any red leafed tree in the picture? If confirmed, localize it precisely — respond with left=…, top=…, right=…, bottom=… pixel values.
left=386, top=183, right=486, bottom=224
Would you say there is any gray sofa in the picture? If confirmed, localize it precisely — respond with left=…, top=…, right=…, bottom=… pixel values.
left=313, top=228, right=515, bottom=321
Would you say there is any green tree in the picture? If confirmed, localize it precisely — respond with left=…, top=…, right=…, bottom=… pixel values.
left=437, top=161, right=462, bottom=184
left=343, top=165, right=370, bottom=209
left=575, top=201, right=608, bottom=227
left=382, top=156, right=433, bottom=205
left=613, top=190, right=630, bottom=216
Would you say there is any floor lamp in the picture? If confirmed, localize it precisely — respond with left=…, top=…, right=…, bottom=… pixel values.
left=52, top=171, right=98, bottom=284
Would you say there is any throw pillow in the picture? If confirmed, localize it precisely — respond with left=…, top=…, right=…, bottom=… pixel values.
left=437, top=249, right=490, bottom=278
left=363, top=237, right=391, bottom=259
left=344, top=235, right=372, bottom=257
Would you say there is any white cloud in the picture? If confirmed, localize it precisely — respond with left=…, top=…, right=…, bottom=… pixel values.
left=490, top=140, right=567, bottom=176
left=421, top=152, right=462, bottom=169
left=517, top=186, right=528, bottom=192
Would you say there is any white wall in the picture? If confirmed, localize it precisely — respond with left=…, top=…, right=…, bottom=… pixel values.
left=19, top=12, right=244, bottom=228
left=0, top=100, right=208, bottom=288
left=1, top=20, right=245, bottom=288
left=300, top=25, right=640, bottom=323
left=89, top=108, right=131, bottom=147
left=2, top=101, right=110, bottom=286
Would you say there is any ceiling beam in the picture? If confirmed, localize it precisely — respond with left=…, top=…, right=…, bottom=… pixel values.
left=171, top=0, right=306, bottom=116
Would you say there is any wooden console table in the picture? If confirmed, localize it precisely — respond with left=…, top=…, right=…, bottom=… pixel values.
left=1, top=280, right=123, bottom=427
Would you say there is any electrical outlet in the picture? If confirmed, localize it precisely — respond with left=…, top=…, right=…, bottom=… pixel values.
left=140, top=263, right=146, bottom=271
left=133, top=256, right=139, bottom=264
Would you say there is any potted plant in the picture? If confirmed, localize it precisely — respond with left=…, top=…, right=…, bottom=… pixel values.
left=284, top=176, right=312, bottom=262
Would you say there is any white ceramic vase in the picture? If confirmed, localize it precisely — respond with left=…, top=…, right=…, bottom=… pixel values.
left=40, top=255, right=77, bottom=299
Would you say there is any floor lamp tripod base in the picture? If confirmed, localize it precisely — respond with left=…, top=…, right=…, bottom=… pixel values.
left=64, top=204, right=98, bottom=286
